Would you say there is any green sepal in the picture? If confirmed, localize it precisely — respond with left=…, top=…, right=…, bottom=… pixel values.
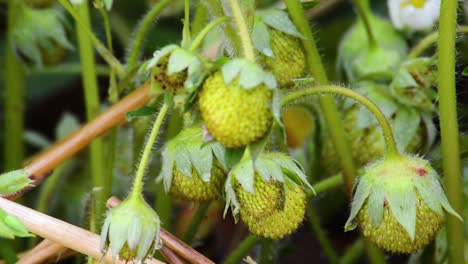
left=174, top=143, right=192, bottom=177
left=231, top=148, right=255, bottom=193
left=125, top=106, right=159, bottom=122
left=0, top=208, right=33, bottom=239
left=224, top=147, right=245, bottom=169
left=103, top=0, right=113, bottom=10
left=266, top=153, right=313, bottom=191
left=271, top=89, right=286, bottom=145
left=144, top=45, right=179, bottom=72
left=252, top=16, right=273, bottom=57
left=0, top=169, right=34, bottom=195
left=386, top=179, right=417, bottom=240
left=187, top=143, right=213, bottom=182
left=421, top=113, right=437, bottom=150
left=256, top=9, right=304, bottom=38
left=345, top=175, right=373, bottom=231
left=394, top=107, right=420, bottom=152
left=367, top=182, right=385, bottom=226
left=221, top=58, right=277, bottom=89
left=223, top=174, right=240, bottom=221
left=413, top=169, right=443, bottom=216
left=159, top=144, right=176, bottom=192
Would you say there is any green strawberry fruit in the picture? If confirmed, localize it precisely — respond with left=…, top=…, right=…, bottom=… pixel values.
left=345, top=155, right=461, bottom=253
left=261, top=29, right=306, bottom=88
left=198, top=71, right=273, bottom=148
left=241, top=181, right=306, bottom=239
left=159, top=126, right=227, bottom=202
left=151, top=55, right=187, bottom=92
left=236, top=174, right=283, bottom=218
left=171, top=164, right=225, bottom=202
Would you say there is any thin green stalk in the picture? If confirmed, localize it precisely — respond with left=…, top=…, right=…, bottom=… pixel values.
left=75, top=0, right=107, bottom=229
left=191, top=2, right=208, bottom=36
left=4, top=0, right=25, bottom=171
left=181, top=0, right=191, bottom=48
left=308, top=174, right=344, bottom=197
left=223, top=235, right=260, bottom=264
left=407, top=26, right=468, bottom=59
left=36, top=161, right=69, bottom=213
left=281, top=86, right=399, bottom=158
left=352, top=0, right=377, bottom=49
left=57, top=0, right=124, bottom=76
left=155, top=182, right=172, bottom=231
left=109, top=13, right=132, bottom=48
left=340, top=238, right=364, bottom=264
left=126, top=0, right=172, bottom=71
left=306, top=205, right=340, bottom=264
left=284, top=0, right=357, bottom=193
left=189, top=17, right=229, bottom=51
left=131, top=104, right=169, bottom=195
left=29, top=64, right=110, bottom=76
left=364, top=242, right=386, bottom=264
left=183, top=203, right=210, bottom=244
left=226, top=0, right=255, bottom=61
left=258, top=239, right=274, bottom=264
left=437, top=0, right=465, bottom=262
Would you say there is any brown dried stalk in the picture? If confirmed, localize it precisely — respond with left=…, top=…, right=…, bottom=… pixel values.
left=0, top=197, right=164, bottom=264
left=17, top=240, right=74, bottom=264
left=107, top=197, right=215, bottom=264
left=4, top=82, right=156, bottom=200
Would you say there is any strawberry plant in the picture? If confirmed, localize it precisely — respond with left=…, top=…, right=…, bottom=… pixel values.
left=0, top=0, right=466, bottom=263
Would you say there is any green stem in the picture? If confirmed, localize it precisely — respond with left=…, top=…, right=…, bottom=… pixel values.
left=364, top=241, right=386, bottom=264
left=437, top=0, right=465, bottom=262
left=306, top=205, right=340, bottom=264
left=284, top=0, right=357, bottom=193
left=340, top=238, right=364, bottom=264
left=183, top=203, right=210, bottom=244
left=226, top=0, right=255, bottom=61
left=181, top=0, right=191, bottom=48
left=189, top=17, right=230, bottom=51
left=57, top=0, right=124, bottom=77
left=308, top=174, right=344, bottom=197
left=155, top=182, right=172, bottom=231
left=281, top=85, right=399, bottom=159
left=109, top=13, right=132, bottom=48
left=131, top=104, right=169, bottom=195
left=36, top=161, right=69, bottom=213
left=352, top=0, right=377, bottom=49
left=191, top=2, right=208, bottom=36
left=75, top=0, right=107, bottom=228
left=223, top=235, right=260, bottom=264
left=4, top=0, right=25, bottom=171
left=258, top=239, right=274, bottom=264
left=126, top=0, right=172, bottom=71
left=407, top=26, right=468, bottom=59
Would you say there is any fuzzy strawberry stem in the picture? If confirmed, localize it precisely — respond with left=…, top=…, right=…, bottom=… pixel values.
left=130, top=104, right=169, bottom=196
left=281, top=86, right=400, bottom=160
left=226, top=0, right=255, bottom=62
left=181, top=0, right=191, bottom=48
left=437, top=0, right=465, bottom=261
left=125, top=0, right=171, bottom=71
left=353, top=0, right=377, bottom=49
left=57, top=0, right=124, bottom=76
left=189, top=17, right=230, bottom=52
left=407, top=25, right=468, bottom=59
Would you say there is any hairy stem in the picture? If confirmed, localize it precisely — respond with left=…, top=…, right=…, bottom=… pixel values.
left=223, top=235, right=260, bottom=264
left=226, top=0, right=255, bottom=61
left=182, top=0, right=191, bottom=48
left=57, top=0, right=124, bottom=76
left=284, top=0, right=357, bottom=193
left=131, top=104, right=169, bottom=195
left=29, top=64, right=110, bottom=76
left=306, top=205, right=339, bottom=264
left=189, top=17, right=229, bottom=51
left=126, top=0, right=172, bottom=70
left=407, top=25, right=468, bottom=59
left=282, top=86, right=399, bottom=160
left=437, top=0, right=465, bottom=261
left=352, top=0, right=377, bottom=49
left=75, top=0, right=107, bottom=228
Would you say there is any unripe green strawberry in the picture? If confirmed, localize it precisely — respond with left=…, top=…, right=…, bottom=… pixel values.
left=261, top=29, right=306, bottom=88
left=171, top=164, right=225, bottom=202
left=236, top=174, right=283, bottom=218
left=358, top=198, right=443, bottom=253
left=151, top=55, right=187, bottom=91
left=241, top=182, right=306, bottom=239
left=198, top=71, right=273, bottom=148
left=345, top=154, right=461, bottom=253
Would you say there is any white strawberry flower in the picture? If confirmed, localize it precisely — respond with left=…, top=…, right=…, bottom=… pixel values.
left=388, top=0, right=441, bottom=31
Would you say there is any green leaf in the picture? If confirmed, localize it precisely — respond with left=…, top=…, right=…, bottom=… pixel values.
left=125, top=106, right=158, bottom=121
left=0, top=170, right=33, bottom=195
left=167, top=48, right=196, bottom=75
left=23, top=131, right=51, bottom=149
left=55, top=113, right=80, bottom=140
left=259, top=9, right=303, bottom=38
left=366, top=182, right=385, bottom=226
left=394, top=107, right=420, bottom=152
left=231, top=149, right=255, bottom=193
left=386, top=183, right=417, bottom=240
left=0, top=208, right=33, bottom=239
left=345, top=176, right=372, bottom=231
left=252, top=17, right=273, bottom=57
